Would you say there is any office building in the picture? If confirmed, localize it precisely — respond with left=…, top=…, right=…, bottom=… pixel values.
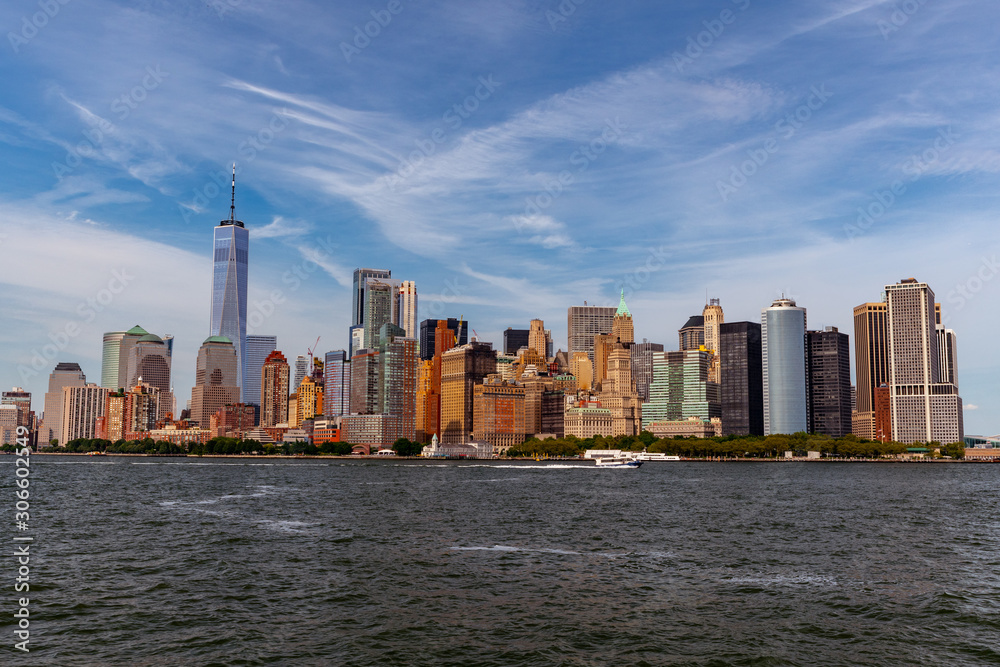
left=852, top=302, right=889, bottom=440
left=885, top=279, right=962, bottom=443
left=569, top=351, right=594, bottom=392
left=630, top=341, right=664, bottom=402
left=440, top=341, right=496, bottom=444
left=528, top=319, right=552, bottom=359
left=260, top=350, right=290, bottom=427
left=611, top=290, right=634, bottom=344
left=718, top=322, right=763, bottom=436
left=397, top=280, right=418, bottom=339
left=295, top=375, right=323, bottom=425
left=0, top=405, right=18, bottom=446
left=350, top=348, right=381, bottom=415
left=567, top=303, right=615, bottom=363
left=245, top=335, right=277, bottom=408
left=419, top=318, right=468, bottom=361
left=703, top=299, right=724, bottom=384
left=123, top=333, right=172, bottom=420
left=363, top=278, right=401, bottom=349
left=352, top=268, right=392, bottom=327
left=678, top=315, right=705, bottom=351
left=323, top=351, right=350, bottom=417
left=42, top=362, right=87, bottom=445
left=600, top=339, right=643, bottom=436
left=642, top=350, right=720, bottom=428
left=101, top=331, right=126, bottom=388
left=762, top=298, right=808, bottom=435
left=61, top=384, right=109, bottom=444
left=190, top=336, right=240, bottom=428
left=349, top=325, right=365, bottom=360
left=293, top=355, right=308, bottom=390
left=210, top=168, right=249, bottom=401
left=379, top=325, right=418, bottom=441
left=806, top=327, right=852, bottom=437
left=937, top=325, right=958, bottom=387
left=503, top=328, right=530, bottom=355
left=473, top=377, right=526, bottom=455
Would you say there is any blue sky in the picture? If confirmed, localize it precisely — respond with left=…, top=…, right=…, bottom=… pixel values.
left=1, top=0, right=998, bottom=435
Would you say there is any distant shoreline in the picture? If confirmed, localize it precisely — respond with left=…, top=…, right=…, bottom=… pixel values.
left=17, top=452, right=997, bottom=463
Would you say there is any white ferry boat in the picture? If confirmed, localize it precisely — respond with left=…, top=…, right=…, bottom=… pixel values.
left=593, top=456, right=642, bottom=468
left=634, top=452, right=680, bottom=461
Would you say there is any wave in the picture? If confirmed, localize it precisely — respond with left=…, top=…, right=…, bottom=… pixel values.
left=450, top=545, right=619, bottom=557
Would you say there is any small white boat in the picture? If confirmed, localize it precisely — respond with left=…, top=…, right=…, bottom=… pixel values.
left=594, top=456, right=642, bottom=468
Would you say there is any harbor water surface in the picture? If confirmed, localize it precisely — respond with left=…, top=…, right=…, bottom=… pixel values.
left=6, top=457, right=1000, bottom=665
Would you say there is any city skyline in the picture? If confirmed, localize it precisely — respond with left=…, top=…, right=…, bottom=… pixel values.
left=1, top=2, right=998, bottom=435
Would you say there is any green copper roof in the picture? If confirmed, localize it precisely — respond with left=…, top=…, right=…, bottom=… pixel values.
left=615, top=289, right=631, bottom=317
left=137, top=333, right=163, bottom=343
left=203, top=335, right=233, bottom=345
left=126, top=325, right=149, bottom=335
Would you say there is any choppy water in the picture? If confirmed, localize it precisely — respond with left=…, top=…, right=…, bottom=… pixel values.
left=4, top=457, right=1000, bottom=665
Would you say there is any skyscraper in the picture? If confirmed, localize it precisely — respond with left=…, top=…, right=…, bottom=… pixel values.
left=642, top=350, right=720, bottom=428
left=703, top=298, right=724, bottom=384
left=210, top=167, right=249, bottom=401
left=936, top=325, right=958, bottom=387
left=42, top=362, right=87, bottom=445
left=123, top=333, right=172, bottom=420
left=885, top=279, right=962, bottom=443
left=379, top=326, right=418, bottom=442
left=61, top=384, right=109, bottom=444
left=418, top=318, right=468, bottom=361
left=629, top=341, right=664, bottom=402
left=806, top=327, right=852, bottom=437
left=293, top=355, right=308, bottom=390
left=440, top=341, right=496, bottom=444
left=567, top=304, right=615, bottom=363
left=678, top=315, right=705, bottom=351
left=719, top=322, right=763, bottom=436
left=244, top=335, right=277, bottom=409
left=323, top=350, right=350, bottom=417
left=397, top=280, right=418, bottom=339
left=363, top=279, right=400, bottom=349
left=611, top=290, right=634, bottom=344
left=101, top=331, right=126, bottom=388
left=528, top=319, right=550, bottom=358
left=260, top=350, right=290, bottom=427
left=350, top=348, right=381, bottom=415
left=190, top=336, right=240, bottom=428
left=352, top=268, right=391, bottom=328
left=852, top=301, right=889, bottom=440
left=503, top=328, right=530, bottom=355
left=761, top=298, right=808, bottom=435
left=112, top=325, right=150, bottom=390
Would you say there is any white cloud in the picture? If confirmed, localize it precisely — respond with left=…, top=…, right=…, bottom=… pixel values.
left=965, top=404, right=979, bottom=411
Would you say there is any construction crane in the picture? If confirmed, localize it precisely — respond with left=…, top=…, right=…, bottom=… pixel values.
left=307, top=336, right=321, bottom=374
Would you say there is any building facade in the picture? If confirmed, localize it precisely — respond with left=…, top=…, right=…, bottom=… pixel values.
left=503, top=328, right=530, bottom=355
left=61, top=384, right=109, bottom=444
left=397, top=280, right=418, bottom=339
left=630, top=341, right=664, bottom=403
left=440, top=341, right=496, bottom=444
left=190, top=336, right=241, bottom=428
left=260, top=350, right=290, bottom=427
left=806, top=327, right=852, bottom=437
left=244, top=334, right=277, bottom=409
left=42, top=362, right=87, bottom=445
left=473, top=378, right=526, bottom=455
left=323, top=350, right=350, bottom=417
left=210, top=179, right=249, bottom=401
left=642, top=350, right=721, bottom=428
left=703, top=299, right=724, bottom=385
left=762, top=298, right=808, bottom=435
left=852, top=301, right=889, bottom=440
left=567, top=304, right=615, bottom=363
left=718, top=322, right=763, bottom=436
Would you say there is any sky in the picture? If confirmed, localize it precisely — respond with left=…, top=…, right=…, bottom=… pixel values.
left=1, top=0, right=998, bottom=435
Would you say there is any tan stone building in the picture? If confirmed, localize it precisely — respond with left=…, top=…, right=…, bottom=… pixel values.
left=703, top=298, right=724, bottom=385
left=440, top=341, right=496, bottom=444
left=473, top=378, right=526, bottom=455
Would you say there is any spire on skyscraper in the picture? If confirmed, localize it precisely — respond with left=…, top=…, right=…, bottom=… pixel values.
left=223, top=163, right=244, bottom=228
left=616, top=289, right=631, bottom=317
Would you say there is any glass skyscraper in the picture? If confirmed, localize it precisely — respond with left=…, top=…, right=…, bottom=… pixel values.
left=244, top=335, right=277, bottom=408
left=761, top=298, right=808, bottom=435
left=210, top=169, right=249, bottom=401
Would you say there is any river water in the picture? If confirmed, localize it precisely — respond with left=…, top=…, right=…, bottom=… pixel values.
left=4, top=457, right=1000, bottom=665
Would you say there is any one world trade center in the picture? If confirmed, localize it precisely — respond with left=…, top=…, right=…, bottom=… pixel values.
left=210, top=165, right=249, bottom=401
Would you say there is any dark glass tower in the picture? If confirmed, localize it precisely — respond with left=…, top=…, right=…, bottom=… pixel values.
left=719, top=321, right=764, bottom=436
left=806, top=327, right=852, bottom=437
left=503, top=328, right=530, bottom=355
left=419, top=318, right=468, bottom=361
left=211, top=166, right=249, bottom=401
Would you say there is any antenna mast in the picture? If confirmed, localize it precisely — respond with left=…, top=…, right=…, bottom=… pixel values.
left=229, top=163, right=236, bottom=223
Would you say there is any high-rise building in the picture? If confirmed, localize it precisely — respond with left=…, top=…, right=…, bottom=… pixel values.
left=629, top=341, right=664, bottom=402
left=415, top=359, right=434, bottom=442
left=937, top=325, right=958, bottom=387
left=1, top=388, right=32, bottom=433
left=852, top=301, right=889, bottom=440
left=567, top=304, right=615, bottom=363
left=806, top=327, right=852, bottom=437
left=190, top=336, right=240, bottom=428
left=569, top=351, right=594, bottom=392
left=363, top=278, right=401, bottom=349
left=123, top=333, right=172, bottom=420
left=323, top=351, right=350, bottom=417
left=473, top=377, right=526, bottom=455
left=678, top=316, right=705, bottom=351
left=611, top=290, right=634, bottom=344
left=600, top=339, right=643, bottom=436
left=885, top=279, right=962, bottom=443
left=418, top=318, right=468, bottom=361
left=101, top=331, right=126, bottom=388
left=210, top=167, right=249, bottom=401
left=350, top=348, right=380, bottom=415
left=379, top=326, right=418, bottom=441
left=718, top=322, right=763, bottom=436
left=397, top=281, right=418, bottom=339
left=42, top=362, right=87, bottom=445
left=593, top=333, right=616, bottom=388
left=440, top=341, right=496, bottom=444
left=295, top=375, right=323, bottom=425
left=352, top=268, right=392, bottom=327
left=349, top=325, right=365, bottom=360
left=503, top=328, right=530, bottom=355
left=642, top=350, right=720, bottom=428
left=61, top=384, right=109, bottom=444
left=293, top=355, right=308, bottom=390
left=703, top=299, right=724, bottom=384
left=528, top=319, right=551, bottom=359
left=260, top=350, right=290, bottom=427
left=419, top=320, right=458, bottom=439
left=245, top=335, right=277, bottom=408
left=762, top=298, right=808, bottom=435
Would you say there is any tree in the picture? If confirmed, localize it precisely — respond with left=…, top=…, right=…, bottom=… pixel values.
left=392, top=438, right=423, bottom=456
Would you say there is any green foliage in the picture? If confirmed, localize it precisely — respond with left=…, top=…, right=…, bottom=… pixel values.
left=319, top=441, right=354, bottom=456
left=392, top=438, right=424, bottom=456
left=939, top=441, right=965, bottom=459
